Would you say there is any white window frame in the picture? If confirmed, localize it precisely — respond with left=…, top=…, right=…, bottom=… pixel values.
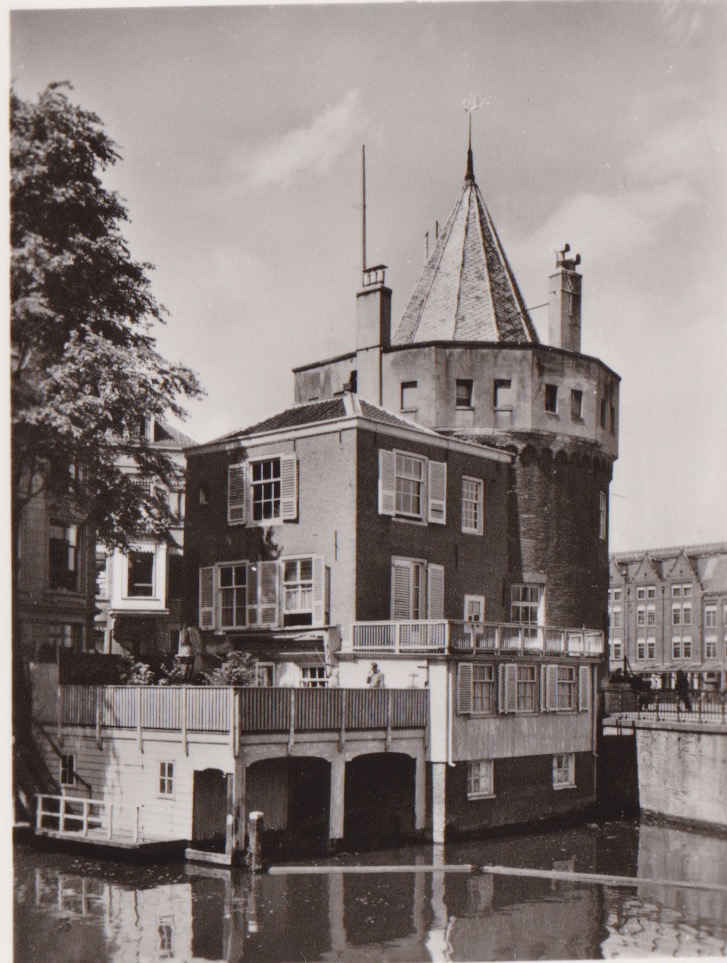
left=461, top=476, right=484, bottom=535
left=647, top=637, right=656, bottom=660
left=228, top=455, right=298, bottom=526
left=705, top=636, right=717, bottom=660
left=218, top=562, right=248, bottom=629
left=126, top=547, right=156, bottom=599
left=672, top=637, right=682, bottom=659
left=511, top=584, right=542, bottom=626
left=553, top=753, right=576, bottom=790
left=705, top=605, right=717, bottom=628
left=255, top=662, right=275, bottom=687
left=612, top=588, right=622, bottom=602
left=472, top=664, right=497, bottom=714
left=636, top=587, right=645, bottom=601
left=159, top=761, right=174, bottom=797
left=570, top=389, right=583, bottom=421
left=466, top=759, right=494, bottom=800
left=464, top=595, right=485, bottom=623
left=282, top=557, right=314, bottom=625
left=301, top=665, right=328, bottom=688
left=682, top=635, right=692, bottom=659
left=612, top=639, right=623, bottom=661
left=636, top=638, right=646, bottom=661
left=647, top=605, right=656, bottom=626
left=493, top=378, right=513, bottom=410
left=636, top=606, right=645, bottom=626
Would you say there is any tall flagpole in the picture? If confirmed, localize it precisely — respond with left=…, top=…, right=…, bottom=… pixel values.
left=361, top=144, right=367, bottom=282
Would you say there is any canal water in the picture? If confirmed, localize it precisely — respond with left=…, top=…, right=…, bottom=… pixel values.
left=14, top=818, right=727, bottom=961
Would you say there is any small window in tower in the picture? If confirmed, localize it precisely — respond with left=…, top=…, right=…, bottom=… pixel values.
left=600, top=398, right=607, bottom=429
left=400, top=381, right=418, bottom=411
left=610, top=404, right=616, bottom=434
left=456, top=379, right=473, bottom=409
left=493, top=379, right=513, bottom=410
left=570, top=389, right=583, bottom=421
left=544, top=384, right=558, bottom=414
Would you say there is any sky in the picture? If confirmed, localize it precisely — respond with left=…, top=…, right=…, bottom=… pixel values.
left=9, top=0, right=727, bottom=553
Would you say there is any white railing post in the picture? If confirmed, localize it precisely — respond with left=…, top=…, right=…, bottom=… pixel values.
left=83, top=799, right=89, bottom=837
left=182, top=686, right=188, bottom=756
left=136, top=687, right=143, bottom=753
left=395, top=622, right=401, bottom=654
left=35, top=795, right=43, bottom=832
left=95, top=687, right=102, bottom=748
left=60, top=795, right=66, bottom=833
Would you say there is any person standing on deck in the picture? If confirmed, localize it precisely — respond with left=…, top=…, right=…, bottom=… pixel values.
left=676, top=669, right=691, bottom=711
left=366, top=663, right=385, bottom=688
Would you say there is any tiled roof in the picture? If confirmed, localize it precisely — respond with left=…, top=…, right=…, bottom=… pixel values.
left=235, top=399, right=346, bottom=437
left=392, top=159, right=538, bottom=346
left=357, top=398, right=438, bottom=434
left=193, top=395, right=446, bottom=449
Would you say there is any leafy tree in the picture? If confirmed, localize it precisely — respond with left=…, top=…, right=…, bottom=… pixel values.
left=11, top=82, right=204, bottom=811
left=11, top=82, right=203, bottom=550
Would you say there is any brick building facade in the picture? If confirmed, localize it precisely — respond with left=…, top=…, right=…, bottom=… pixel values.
left=609, top=542, right=727, bottom=690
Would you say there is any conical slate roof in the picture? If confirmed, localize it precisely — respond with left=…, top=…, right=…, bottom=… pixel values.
left=392, top=152, right=539, bottom=345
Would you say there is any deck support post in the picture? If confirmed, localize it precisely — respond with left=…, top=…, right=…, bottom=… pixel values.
left=431, top=762, right=446, bottom=844
left=226, top=763, right=246, bottom=860
left=246, top=811, right=264, bottom=873
left=386, top=691, right=392, bottom=751
left=328, top=752, right=346, bottom=846
left=414, top=749, right=426, bottom=831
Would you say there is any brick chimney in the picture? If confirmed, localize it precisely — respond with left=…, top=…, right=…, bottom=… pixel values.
left=355, top=264, right=391, bottom=404
left=548, top=244, right=582, bottom=353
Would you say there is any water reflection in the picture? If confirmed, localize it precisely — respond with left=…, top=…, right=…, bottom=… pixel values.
left=14, top=819, right=727, bottom=961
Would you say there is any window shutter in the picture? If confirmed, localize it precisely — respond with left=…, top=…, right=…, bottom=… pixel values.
left=428, top=460, right=447, bottom=524
left=227, top=464, right=246, bottom=524
left=578, top=665, right=591, bottom=712
left=247, top=563, right=258, bottom=624
left=259, top=561, right=279, bottom=625
left=501, top=663, right=518, bottom=713
left=545, top=664, right=559, bottom=710
left=427, top=564, right=445, bottom=619
left=457, top=663, right=473, bottom=714
left=311, top=556, right=327, bottom=625
left=378, top=450, right=396, bottom=516
left=280, top=455, right=298, bottom=521
left=199, top=567, right=216, bottom=629
left=391, top=561, right=411, bottom=619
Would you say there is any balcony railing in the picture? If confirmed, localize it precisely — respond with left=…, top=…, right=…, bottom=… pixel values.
left=59, top=685, right=428, bottom=736
left=350, top=620, right=604, bottom=656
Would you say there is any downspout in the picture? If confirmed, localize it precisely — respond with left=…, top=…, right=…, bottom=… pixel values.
left=447, top=666, right=454, bottom=767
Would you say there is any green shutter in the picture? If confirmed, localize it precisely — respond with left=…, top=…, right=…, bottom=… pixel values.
left=457, top=663, right=473, bottom=714
left=227, top=464, right=246, bottom=524
left=379, top=450, right=396, bottom=516
left=199, top=567, right=216, bottom=629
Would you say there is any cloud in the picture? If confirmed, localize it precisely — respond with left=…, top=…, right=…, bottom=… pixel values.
left=241, top=89, right=364, bottom=189
left=515, top=180, right=696, bottom=274
left=625, top=113, right=722, bottom=184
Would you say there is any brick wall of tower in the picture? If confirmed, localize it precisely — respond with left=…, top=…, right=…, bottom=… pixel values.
left=507, top=443, right=612, bottom=632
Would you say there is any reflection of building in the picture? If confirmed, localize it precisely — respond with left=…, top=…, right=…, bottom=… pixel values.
left=608, top=542, right=727, bottom=689
left=15, top=468, right=96, bottom=660
left=94, top=417, right=193, bottom=658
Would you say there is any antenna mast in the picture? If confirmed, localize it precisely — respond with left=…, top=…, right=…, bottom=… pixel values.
left=361, top=144, right=367, bottom=281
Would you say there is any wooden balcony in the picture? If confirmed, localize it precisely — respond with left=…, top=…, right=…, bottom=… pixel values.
left=59, top=685, right=428, bottom=737
left=350, top=620, right=604, bottom=657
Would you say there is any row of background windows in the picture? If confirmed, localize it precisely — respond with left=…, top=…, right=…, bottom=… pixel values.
left=611, top=634, right=727, bottom=661
left=400, top=379, right=616, bottom=431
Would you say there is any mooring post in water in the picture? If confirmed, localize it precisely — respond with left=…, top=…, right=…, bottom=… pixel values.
left=246, top=811, right=264, bottom=873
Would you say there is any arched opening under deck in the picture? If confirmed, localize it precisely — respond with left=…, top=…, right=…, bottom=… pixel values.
left=344, top=752, right=416, bottom=847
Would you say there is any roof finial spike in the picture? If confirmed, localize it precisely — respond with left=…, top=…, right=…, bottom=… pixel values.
left=462, top=94, right=485, bottom=183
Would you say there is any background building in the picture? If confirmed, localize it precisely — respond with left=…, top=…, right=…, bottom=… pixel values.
left=94, top=417, right=194, bottom=659
left=609, top=542, right=727, bottom=689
